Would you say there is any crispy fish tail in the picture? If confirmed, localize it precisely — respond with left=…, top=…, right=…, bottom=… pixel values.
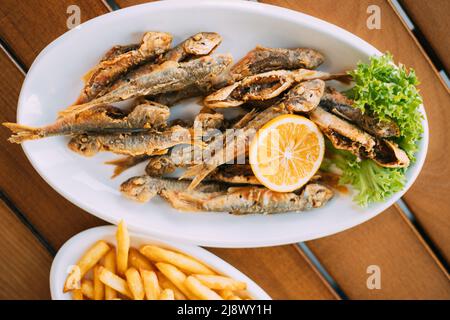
left=3, top=123, right=41, bottom=143
left=179, top=163, right=216, bottom=190
left=105, top=155, right=151, bottom=178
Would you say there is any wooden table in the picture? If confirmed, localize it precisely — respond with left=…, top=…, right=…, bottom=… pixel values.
left=0, top=0, right=448, bottom=300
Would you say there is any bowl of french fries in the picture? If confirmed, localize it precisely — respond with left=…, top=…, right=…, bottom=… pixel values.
left=50, top=221, right=270, bottom=300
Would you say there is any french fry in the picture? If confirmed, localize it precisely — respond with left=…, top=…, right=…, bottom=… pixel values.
left=129, top=248, right=155, bottom=271
left=159, top=289, right=175, bottom=300
left=98, top=266, right=133, bottom=298
left=72, top=289, right=83, bottom=300
left=140, top=269, right=160, bottom=300
left=157, top=271, right=187, bottom=300
left=184, top=276, right=223, bottom=300
left=194, top=274, right=247, bottom=291
left=140, top=245, right=214, bottom=275
left=218, top=289, right=241, bottom=300
left=93, top=265, right=105, bottom=300
left=125, top=267, right=145, bottom=300
left=155, top=262, right=197, bottom=300
left=116, top=220, right=130, bottom=276
left=103, top=249, right=117, bottom=300
left=234, top=289, right=253, bottom=300
left=81, top=279, right=95, bottom=300
left=64, top=240, right=110, bottom=292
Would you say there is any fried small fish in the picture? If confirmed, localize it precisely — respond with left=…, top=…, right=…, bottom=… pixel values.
left=320, top=88, right=400, bottom=138
left=60, top=54, right=233, bottom=117
left=162, top=32, right=222, bottom=62
left=147, top=33, right=224, bottom=105
left=309, top=106, right=410, bottom=168
left=182, top=80, right=326, bottom=190
left=230, top=46, right=325, bottom=82
left=204, top=69, right=344, bottom=109
left=3, top=101, right=169, bottom=143
left=78, top=32, right=173, bottom=103
left=68, top=125, right=196, bottom=157
left=120, top=175, right=227, bottom=203
left=160, top=183, right=333, bottom=214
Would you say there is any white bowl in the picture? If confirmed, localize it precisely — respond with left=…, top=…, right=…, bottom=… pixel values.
left=18, top=0, right=428, bottom=247
left=50, top=226, right=271, bottom=300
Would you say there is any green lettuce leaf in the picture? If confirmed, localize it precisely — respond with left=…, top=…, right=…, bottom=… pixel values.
left=324, top=53, right=423, bottom=206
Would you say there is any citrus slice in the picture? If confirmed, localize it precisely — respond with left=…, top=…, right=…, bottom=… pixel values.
left=249, top=114, right=324, bottom=192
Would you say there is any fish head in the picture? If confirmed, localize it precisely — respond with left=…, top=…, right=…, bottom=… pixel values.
left=139, top=31, right=173, bottom=56
left=68, top=134, right=102, bottom=157
left=183, top=32, right=222, bottom=56
left=284, top=79, right=325, bottom=112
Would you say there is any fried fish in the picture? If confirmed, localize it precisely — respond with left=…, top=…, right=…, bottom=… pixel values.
left=68, top=125, right=196, bottom=157
left=60, top=54, right=233, bottom=117
left=230, top=46, right=325, bottom=82
left=3, top=100, right=169, bottom=143
left=78, top=32, right=173, bottom=103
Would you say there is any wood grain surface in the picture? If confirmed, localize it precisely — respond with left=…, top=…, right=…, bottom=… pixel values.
left=263, top=0, right=450, bottom=287
left=210, top=246, right=338, bottom=300
left=308, top=206, right=450, bottom=299
left=400, top=0, right=450, bottom=72
left=0, top=0, right=338, bottom=299
left=0, top=51, right=104, bottom=249
left=0, top=198, right=52, bottom=299
left=0, top=0, right=109, bottom=68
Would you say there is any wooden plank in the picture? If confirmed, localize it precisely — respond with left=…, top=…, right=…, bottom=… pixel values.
left=0, top=0, right=110, bottom=68
left=260, top=0, right=450, bottom=298
left=0, top=51, right=104, bottom=249
left=307, top=206, right=450, bottom=299
left=0, top=1, right=110, bottom=250
left=210, top=246, right=338, bottom=300
left=400, top=0, right=450, bottom=72
left=114, top=0, right=155, bottom=8
left=0, top=199, right=52, bottom=299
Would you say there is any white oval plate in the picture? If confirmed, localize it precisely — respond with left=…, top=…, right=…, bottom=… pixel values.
left=50, top=225, right=271, bottom=300
left=18, top=0, right=428, bottom=247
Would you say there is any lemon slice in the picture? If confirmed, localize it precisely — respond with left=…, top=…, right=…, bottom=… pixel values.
left=249, top=114, right=324, bottom=192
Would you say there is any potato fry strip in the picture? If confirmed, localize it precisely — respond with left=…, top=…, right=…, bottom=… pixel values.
left=98, top=266, right=133, bottom=298
left=116, top=220, right=130, bottom=276
left=140, top=269, right=160, bottom=300
left=64, top=240, right=110, bottom=292
left=81, top=279, right=95, bottom=300
left=141, top=245, right=214, bottom=275
left=194, top=274, right=247, bottom=291
left=129, top=248, right=155, bottom=271
left=125, top=267, right=145, bottom=300
left=103, top=249, right=117, bottom=300
left=159, top=289, right=175, bottom=300
left=155, top=262, right=197, bottom=300
left=157, top=271, right=187, bottom=300
left=72, top=289, right=84, bottom=300
left=184, top=276, right=223, bottom=300
left=94, top=265, right=105, bottom=300
left=218, top=290, right=242, bottom=300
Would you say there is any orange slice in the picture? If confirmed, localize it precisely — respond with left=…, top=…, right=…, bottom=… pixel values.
left=249, top=114, right=324, bottom=192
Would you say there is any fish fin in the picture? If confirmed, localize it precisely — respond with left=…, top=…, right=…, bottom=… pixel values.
left=188, top=128, right=208, bottom=149
left=58, top=102, right=94, bottom=118
left=180, top=164, right=217, bottom=190
left=233, top=108, right=257, bottom=128
left=160, top=190, right=204, bottom=211
left=321, top=72, right=353, bottom=84
left=3, top=122, right=40, bottom=143
left=105, top=156, right=146, bottom=178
